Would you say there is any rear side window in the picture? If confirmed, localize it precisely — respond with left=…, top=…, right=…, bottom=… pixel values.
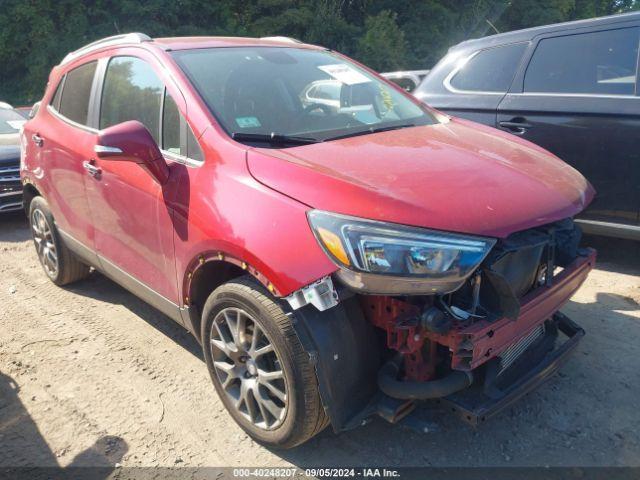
left=449, top=43, right=527, bottom=93
left=58, top=61, right=97, bottom=125
left=524, top=28, right=639, bottom=96
left=100, top=56, right=163, bottom=143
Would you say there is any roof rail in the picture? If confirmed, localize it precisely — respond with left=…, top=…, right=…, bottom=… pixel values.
left=61, top=32, right=152, bottom=65
left=260, top=36, right=302, bottom=44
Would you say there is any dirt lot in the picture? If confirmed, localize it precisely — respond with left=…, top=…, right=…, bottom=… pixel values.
left=1, top=211, right=639, bottom=468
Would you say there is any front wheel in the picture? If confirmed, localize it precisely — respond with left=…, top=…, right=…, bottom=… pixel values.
left=201, top=276, right=329, bottom=448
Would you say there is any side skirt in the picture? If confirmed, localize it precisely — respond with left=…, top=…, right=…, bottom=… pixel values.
left=58, top=228, right=185, bottom=326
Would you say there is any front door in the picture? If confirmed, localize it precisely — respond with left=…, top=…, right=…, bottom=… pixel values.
left=83, top=54, right=183, bottom=312
left=497, top=26, right=640, bottom=227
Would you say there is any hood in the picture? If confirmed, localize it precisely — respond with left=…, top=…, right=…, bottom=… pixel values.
left=247, top=118, right=594, bottom=238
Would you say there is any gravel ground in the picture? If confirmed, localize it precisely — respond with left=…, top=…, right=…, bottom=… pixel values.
left=0, top=211, right=639, bottom=468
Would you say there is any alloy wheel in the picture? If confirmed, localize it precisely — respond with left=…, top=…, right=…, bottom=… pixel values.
left=210, top=307, right=288, bottom=430
left=31, top=208, right=58, bottom=276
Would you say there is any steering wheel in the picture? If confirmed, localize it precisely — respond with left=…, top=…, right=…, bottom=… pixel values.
left=303, top=103, right=332, bottom=116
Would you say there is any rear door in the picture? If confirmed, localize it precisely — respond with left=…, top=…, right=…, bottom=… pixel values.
left=497, top=25, right=640, bottom=227
left=30, top=61, right=99, bottom=253
left=414, top=42, right=528, bottom=126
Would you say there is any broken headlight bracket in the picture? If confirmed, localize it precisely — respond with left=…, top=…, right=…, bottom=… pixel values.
left=284, top=276, right=340, bottom=311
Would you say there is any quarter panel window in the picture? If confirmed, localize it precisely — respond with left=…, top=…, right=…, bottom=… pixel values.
left=524, top=28, right=639, bottom=95
left=58, top=61, right=97, bottom=125
left=51, top=77, right=65, bottom=111
left=162, top=89, right=204, bottom=161
left=186, top=127, right=203, bottom=162
left=162, top=91, right=182, bottom=155
left=100, top=56, right=163, bottom=142
left=449, top=43, right=527, bottom=93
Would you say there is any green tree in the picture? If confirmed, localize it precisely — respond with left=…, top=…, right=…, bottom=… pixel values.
left=1, top=0, right=639, bottom=105
left=357, top=10, right=406, bottom=71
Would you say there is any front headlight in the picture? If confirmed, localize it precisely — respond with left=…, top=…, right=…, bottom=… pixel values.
left=308, top=210, right=495, bottom=295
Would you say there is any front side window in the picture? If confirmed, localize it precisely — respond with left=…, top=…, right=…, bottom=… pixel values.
left=100, top=56, right=163, bottom=142
left=58, top=61, right=97, bottom=125
left=448, top=43, right=527, bottom=93
left=172, top=47, right=435, bottom=145
left=524, top=28, right=639, bottom=96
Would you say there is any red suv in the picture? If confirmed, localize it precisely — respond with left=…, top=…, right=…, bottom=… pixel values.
left=21, top=33, right=596, bottom=448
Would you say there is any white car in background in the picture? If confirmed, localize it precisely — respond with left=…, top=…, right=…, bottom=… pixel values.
left=381, top=70, right=431, bottom=92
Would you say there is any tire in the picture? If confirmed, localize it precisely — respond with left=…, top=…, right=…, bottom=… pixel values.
left=29, top=196, right=90, bottom=286
left=201, top=275, right=329, bottom=448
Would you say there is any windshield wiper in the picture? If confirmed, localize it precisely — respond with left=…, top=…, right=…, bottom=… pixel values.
left=324, top=123, right=416, bottom=142
left=232, top=132, right=319, bottom=146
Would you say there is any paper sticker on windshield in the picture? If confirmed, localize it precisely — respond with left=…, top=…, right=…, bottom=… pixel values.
left=318, top=64, right=370, bottom=85
left=7, top=120, right=26, bottom=130
left=235, top=116, right=261, bottom=128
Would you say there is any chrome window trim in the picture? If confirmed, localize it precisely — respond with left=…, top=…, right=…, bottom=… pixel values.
left=48, top=106, right=203, bottom=166
left=443, top=50, right=506, bottom=96
left=47, top=104, right=99, bottom=134
left=510, top=92, right=640, bottom=99
left=443, top=43, right=531, bottom=96
left=161, top=149, right=203, bottom=168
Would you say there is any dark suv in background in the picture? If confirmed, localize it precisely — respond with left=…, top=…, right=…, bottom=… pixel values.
left=0, top=105, right=25, bottom=213
left=415, top=12, right=640, bottom=240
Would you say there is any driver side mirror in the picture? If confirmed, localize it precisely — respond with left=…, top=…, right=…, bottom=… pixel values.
left=94, top=120, right=170, bottom=185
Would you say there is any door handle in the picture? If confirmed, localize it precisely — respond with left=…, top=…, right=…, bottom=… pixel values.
left=32, top=133, right=44, bottom=147
left=83, top=160, right=102, bottom=177
left=498, top=120, right=532, bottom=135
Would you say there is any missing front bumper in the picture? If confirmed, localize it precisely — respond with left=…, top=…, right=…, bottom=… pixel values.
left=439, top=311, right=584, bottom=426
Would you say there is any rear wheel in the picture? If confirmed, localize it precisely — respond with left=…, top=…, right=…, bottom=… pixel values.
left=201, top=276, right=329, bottom=448
left=29, top=196, right=90, bottom=285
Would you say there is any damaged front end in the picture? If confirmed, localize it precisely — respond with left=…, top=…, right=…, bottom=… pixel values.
left=286, top=214, right=595, bottom=432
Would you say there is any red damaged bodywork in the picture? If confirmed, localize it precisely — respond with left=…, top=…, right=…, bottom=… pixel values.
left=362, top=248, right=596, bottom=379
left=247, top=119, right=595, bottom=239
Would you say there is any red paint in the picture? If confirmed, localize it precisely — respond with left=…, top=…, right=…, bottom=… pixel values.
left=21, top=36, right=595, bottom=310
left=248, top=119, right=594, bottom=238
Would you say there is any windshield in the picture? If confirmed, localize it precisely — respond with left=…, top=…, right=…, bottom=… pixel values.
left=172, top=47, right=436, bottom=145
left=0, top=109, right=26, bottom=135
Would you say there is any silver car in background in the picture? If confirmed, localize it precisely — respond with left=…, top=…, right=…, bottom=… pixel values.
left=381, top=70, right=431, bottom=92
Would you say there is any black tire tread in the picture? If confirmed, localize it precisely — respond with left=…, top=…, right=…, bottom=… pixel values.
left=29, top=196, right=90, bottom=286
left=203, top=275, right=329, bottom=448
